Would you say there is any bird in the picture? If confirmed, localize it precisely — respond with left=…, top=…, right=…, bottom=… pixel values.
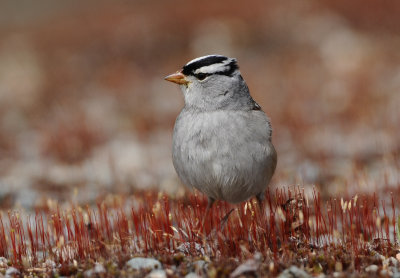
left=165, top=54, right=277, bottom=225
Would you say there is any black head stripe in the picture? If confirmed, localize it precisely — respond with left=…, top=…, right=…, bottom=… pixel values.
left=215, top=60, right=238, bottom=76
left=182, top=55, right=229, bottom=76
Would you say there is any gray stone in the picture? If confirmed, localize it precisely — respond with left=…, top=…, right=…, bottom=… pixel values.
left=44, top=259, right=56, bottom=269
left=230, top=257, right=259, bottom=278
left=93, top=263, right=106, bottom=274
left=5, top=267, right=20, bottom=278
left=365, top=264, right=378, bottom=273
left=392, top=267, right=400, bottom=278
left=193, top=260, right=206, bottom=270
left=383, top=257, right=398, bottom=267
left=84, top=262, right=106, bottom=277
left=185, top=272, right=201, bottom=278
left=145, top=269, right=166, bottom=278
left=126, top=257, right=162, bottom=270
left=278, top=266, right=311, bottom=278
left=0, top=257, right=8, bottom=268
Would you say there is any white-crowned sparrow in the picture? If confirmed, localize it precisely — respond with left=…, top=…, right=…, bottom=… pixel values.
left=165, top=55, right=277, bottom=213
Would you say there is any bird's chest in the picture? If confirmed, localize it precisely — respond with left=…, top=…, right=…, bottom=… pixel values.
left=173, top=111, right=240, bottom=161
left=172, top=111, right=240, bottom=193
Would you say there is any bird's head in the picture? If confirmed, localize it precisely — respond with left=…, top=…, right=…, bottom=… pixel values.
left=165, top=55, right=252, bottom=111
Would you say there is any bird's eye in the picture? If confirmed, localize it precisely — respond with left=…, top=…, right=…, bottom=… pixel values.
left=195, top=73, right=208, bottom=80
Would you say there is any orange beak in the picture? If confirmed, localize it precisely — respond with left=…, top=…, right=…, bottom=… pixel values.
left=164, top=71, right=188, bottom=85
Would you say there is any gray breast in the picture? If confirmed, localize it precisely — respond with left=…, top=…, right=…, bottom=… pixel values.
left=172, top=109, right=276, bottom=203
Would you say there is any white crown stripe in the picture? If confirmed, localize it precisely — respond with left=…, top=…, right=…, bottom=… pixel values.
left=193, top=59, right=233, bottom=74
left=194, top=64, right=230, bottom=74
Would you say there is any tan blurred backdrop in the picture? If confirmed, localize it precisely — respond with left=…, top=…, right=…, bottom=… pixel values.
left=0, top=0, right=399, bottom=209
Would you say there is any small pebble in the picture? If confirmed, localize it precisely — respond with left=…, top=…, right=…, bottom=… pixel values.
left=126, top=257, right=162, bottom=270
left=146, top=269, right=166, bottom=278
left=278, top=266, right=311, bottom=278
left=380, top=269, right=391, bottom=277
left=84, top=263, right=106, bottom=277
left=333, top=272, right=342, bottom=278
left=185, top=272, right=201, bottom=278
left=193, top=260, right=206, bottom=270
left=0, top=257, right=8, bottom=268
left=383, top=257, right=398, bottom=268
left=365, top=264, right=378, bottom=272
left=43, top=259, right=56, bottom=269
left=5, top=267, right=20, bottom=277
left=93, top=262, right=106, bottom=274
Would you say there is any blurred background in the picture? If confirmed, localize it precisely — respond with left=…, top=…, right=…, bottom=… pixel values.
left=0, top=0, right=399, bottom=209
